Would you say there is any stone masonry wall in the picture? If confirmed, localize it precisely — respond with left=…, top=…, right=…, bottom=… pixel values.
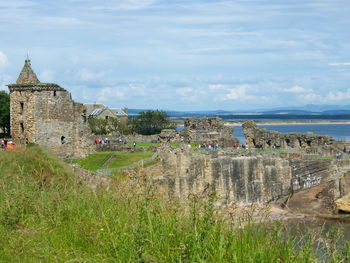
left=242, top=120, right=333, bottom=149
left=33, top=91, right=93, bottom=158
left=156, top=144, right=350, bottom=206
left=183, top=117, right=238, bottom=147
left=10, top=90, right=36, bottom=144
left=8, top=60, right=94, bottom=158
left=10, top=88, right=93, bottom=158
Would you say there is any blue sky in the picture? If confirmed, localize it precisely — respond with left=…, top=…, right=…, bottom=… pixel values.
left=0, top=0, right=350, bottom=111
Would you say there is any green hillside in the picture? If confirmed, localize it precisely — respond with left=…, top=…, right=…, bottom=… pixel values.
left=0, top=146, right=348, bottom=262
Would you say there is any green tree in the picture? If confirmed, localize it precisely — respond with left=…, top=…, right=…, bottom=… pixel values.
left=88, top=117, right=124, bottom=135
left=0, top=91, right=10, bottom=136
left=130, top=110, right=176, bottom=135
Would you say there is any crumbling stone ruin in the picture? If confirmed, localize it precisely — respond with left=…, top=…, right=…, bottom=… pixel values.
left=158, top=129, right=180, bottom=142
left=183, top=117, right=239, bottom=147
left=155, top=144, right=350, bottom=210
left=242, top=120, right=334, bottom=149
left=7, top=60, right=94, bottom=158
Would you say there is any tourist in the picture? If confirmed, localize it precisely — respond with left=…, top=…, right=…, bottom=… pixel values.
left=1, top=138, right=4, bottom=149
left=133, top=142, right=136, bottom=148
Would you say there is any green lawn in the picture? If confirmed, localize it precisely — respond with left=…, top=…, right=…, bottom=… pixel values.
left=74, top=151, right=154, bottom=171
left=127, top=142, right=197, bottom=148
left=127, top=142, right=160, bottom=148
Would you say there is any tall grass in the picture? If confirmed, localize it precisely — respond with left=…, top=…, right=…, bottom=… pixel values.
left=0, top=146, right=349, bottom=262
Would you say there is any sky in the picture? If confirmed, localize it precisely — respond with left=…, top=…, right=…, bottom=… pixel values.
left=0, top=0, right=350, bottom=111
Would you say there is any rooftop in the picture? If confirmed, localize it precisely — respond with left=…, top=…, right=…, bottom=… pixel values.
left=16, top=59, right=40, bottom=85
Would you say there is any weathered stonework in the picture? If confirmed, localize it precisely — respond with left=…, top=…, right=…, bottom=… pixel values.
left=8, top=60, right=94, bottom=158
left=155, top=144, right=350, bottom=207
left=159, top=129, right=182, bottom=142
left=242, top=120, right=334, bottom=149
left=183, top=117, right=238, bottom=147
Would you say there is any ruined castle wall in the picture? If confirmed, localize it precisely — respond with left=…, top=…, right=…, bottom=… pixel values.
left=10, top=88, right=93, bottom=158
left=156, top=145, right=350, bottom=206
left=242, top=120, right=333, bottom=149
left=183, top=117, right=238, bottom=147
left=32, top=90, right=93, bottom=158
left=10, top=90, right=36, bottom=144
left=8, top=60, right=94, bottom=158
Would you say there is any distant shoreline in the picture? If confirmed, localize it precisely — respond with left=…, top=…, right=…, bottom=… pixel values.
left=176, top=120, right=350, bottom=127
left=226, top=121, right=350, bottom=126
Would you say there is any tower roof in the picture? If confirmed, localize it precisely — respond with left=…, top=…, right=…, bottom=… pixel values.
left=16, top=59, right=40, bottom=85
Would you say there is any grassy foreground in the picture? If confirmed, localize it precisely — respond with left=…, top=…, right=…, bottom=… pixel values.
left=0, top=146, right=349, bottom=262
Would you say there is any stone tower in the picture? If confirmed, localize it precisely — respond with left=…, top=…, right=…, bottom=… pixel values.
left=7, top=60, right=93, bottom=158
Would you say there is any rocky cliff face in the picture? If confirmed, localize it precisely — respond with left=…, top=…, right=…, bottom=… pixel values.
left=156, top=144, right=350, bottom=208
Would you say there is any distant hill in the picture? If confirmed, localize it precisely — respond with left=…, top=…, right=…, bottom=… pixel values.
left=127, top=104, right=350, bottom=120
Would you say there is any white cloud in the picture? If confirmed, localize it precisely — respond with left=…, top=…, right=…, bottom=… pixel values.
left=90, top=0, right=158, bottom=11
left=299, top=89, right=350, bottom=103
left=0, top=51, right=8, bottom=69
left=175, top=87, right=205, bottom=101
left=176, top=87, right=193, bottom=97
left=223, top=84, right=255, bottom=101
left=208, top=84, right=228, bottom=90
left=299, top=93, right=320, bottom=102
left=0, top=1, right=37, bottom=8
left=40, top=69, right=55, bottom=82
left=128, top=83, right=146, bottom=96
left=325, top=89, right=350, bottom=101
left=328, top=62, right=350, bottom=66
left=76, top=69, right=106, bottom=82
left=42, top=16, right=87, bottom=26
left=97, top=87, right=125, bottom=102
left=114, top=91, right=125, bottom=99
left=0, top=74, right=12, bottom=91
left=284, top=85, right=313, bottom=93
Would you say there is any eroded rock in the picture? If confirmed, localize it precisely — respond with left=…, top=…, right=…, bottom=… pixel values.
left=242, top=120, right=333, bottom=149
left=335, top=194, right=350, bottom=213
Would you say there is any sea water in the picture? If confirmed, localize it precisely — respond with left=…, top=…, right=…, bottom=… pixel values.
left=233, top=123, right=350, bottom=144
